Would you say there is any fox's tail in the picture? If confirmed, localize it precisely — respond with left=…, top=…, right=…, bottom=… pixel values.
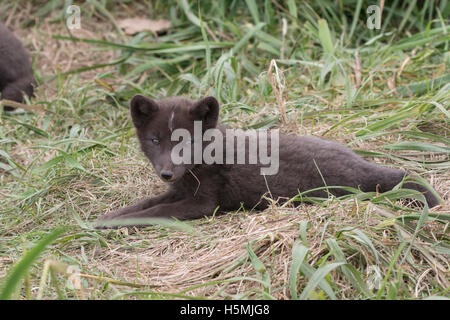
left=400, top=174, right=440, bottom=208
left=363, top=164, right=440, bottom=208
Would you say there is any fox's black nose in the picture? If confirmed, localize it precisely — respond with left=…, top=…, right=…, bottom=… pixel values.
left=161, top=171, right=173, bottom=181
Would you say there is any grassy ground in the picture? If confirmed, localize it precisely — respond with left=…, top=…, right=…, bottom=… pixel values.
left=0, top=0, right=449, bottom=300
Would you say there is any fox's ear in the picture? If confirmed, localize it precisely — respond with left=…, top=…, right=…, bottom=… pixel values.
left=190, top=96, right=219, bottom=130
left=130, top=94, right=159, bottom=128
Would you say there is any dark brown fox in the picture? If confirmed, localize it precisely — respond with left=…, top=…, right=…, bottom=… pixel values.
left=0, top=22, right=36, bottom=112
left=96, top=95, right=440, bottom=227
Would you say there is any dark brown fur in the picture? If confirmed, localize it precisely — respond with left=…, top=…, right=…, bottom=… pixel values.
left=0, top=22, right=36, bottom=111
left=96, top=95, right=440, bottom=227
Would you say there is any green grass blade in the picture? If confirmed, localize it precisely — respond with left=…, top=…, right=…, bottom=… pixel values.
left=376, top=242, right=407, bottom=300
left=0, top=228, right=65, bottom=300
left=245, top=0, right=260, bottom=24
left=317, top=19, right=334, bottom=55
left=178, top=0, right=201, bottom=27
left=289, top=241, right=309, bottom=299
left=326, top=239, right=372, bottom=298
left=231, top=22, right=266, bottom=56
left=348, top=0, right=363, bottom=41
left=299, top=262, right=345, bottom=300
left=383, top=142, right=450, bottom=153
left=246, top=241, right=271, bottom=295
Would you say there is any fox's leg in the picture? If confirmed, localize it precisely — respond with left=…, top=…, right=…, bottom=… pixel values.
left=1, top=77, right=35, bottom=111
left=96, top=189, right=182, bottom=222
left=2, top=83, right=24, bottom=111
left=95, top=197, right=216, bottom=228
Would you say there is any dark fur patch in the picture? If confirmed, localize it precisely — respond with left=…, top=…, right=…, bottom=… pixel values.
left=189, top=96, right=219, bottom=130
left=0, top=23, right=36, bottom=111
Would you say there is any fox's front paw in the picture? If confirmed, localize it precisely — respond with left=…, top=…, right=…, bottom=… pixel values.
left=95, top=210, right=126, bottom=229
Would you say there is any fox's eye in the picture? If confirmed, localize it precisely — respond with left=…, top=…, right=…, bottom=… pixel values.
left=151, top=138, right=160, bottom=145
